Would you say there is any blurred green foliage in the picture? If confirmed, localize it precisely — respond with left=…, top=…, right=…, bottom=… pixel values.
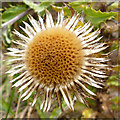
left=2, top=26, right=12, bottom=46
left=23, top=0, right=54, bottom=15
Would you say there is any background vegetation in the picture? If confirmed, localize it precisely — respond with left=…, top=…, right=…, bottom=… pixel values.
left=1, top=0, right=119, bottom=119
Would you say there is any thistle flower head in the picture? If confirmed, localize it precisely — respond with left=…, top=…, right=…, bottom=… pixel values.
left=25, top=27, right=84, bottom=86
left=7, top=10, right=109, bottom=112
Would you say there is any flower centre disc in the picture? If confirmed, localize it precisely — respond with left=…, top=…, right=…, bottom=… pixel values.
left=25, top=27, right=84, bottom=86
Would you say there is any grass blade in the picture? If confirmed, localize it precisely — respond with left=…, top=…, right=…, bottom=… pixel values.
left=5, top=88, right=15, bottom=119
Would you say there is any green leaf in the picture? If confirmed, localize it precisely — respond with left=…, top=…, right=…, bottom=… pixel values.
left=107, top=75, right=119, bottom=86
left=108, top=75, right=118, bottom=81
left=83, top=6, right=117, bottom=26
left=2, top=5, right=28, bottom=22
left=107, top=81, right=119, bottom=86
left=23, top=0, right=54, bottom=13
left=69, top=2, right=117, bottom=26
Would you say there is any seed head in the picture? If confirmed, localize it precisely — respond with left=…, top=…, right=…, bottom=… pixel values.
left=25, top=27, right=84, bottom=86
left=7, top=10, right=109, bottom=112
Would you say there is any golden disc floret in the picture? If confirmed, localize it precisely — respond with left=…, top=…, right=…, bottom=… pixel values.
left=25, top=27, right=84, bottom=86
